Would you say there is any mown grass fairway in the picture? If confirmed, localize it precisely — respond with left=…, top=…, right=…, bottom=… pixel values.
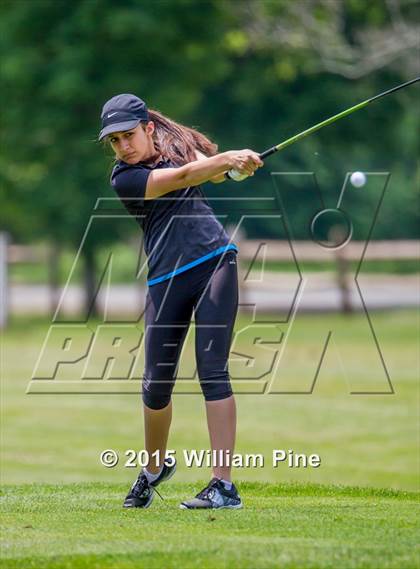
left=1, top=310, right=419, bottom=567
left=1, top=482, right=419, bottom=569
left=2, top=310, right=418, bottom=488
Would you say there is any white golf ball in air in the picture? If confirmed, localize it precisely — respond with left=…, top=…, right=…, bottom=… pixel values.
left=350, top=171, right=366, bottom=188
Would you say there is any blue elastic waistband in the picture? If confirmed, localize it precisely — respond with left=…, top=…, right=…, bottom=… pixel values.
left=147, top=244, right=238, bottom=286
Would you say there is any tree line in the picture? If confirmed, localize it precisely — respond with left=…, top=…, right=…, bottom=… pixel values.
left=1, top=0, right=418, bottom=312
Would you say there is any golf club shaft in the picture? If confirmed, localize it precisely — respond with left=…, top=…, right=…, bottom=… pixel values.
left=259, top=76, right=420, bottom=159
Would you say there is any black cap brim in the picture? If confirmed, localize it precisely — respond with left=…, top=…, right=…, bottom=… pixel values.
left=98, top=119, right=141, bottom=141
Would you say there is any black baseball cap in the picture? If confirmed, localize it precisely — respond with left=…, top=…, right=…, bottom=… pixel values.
left=98, top=94, right=149, bottom=141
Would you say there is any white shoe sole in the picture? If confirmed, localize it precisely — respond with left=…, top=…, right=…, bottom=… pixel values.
left=179, top=501, right=243, bottom=510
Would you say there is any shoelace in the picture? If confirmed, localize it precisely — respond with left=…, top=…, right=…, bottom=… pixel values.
left=131, top=475, right=149, bottom=497
left=153, top=486, right=164, bottom=501
left=132, top=474, right=165, bottom=502
left=196, top=478, right=221, bottom=500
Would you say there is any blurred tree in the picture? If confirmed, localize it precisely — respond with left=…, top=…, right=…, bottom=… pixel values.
left=235, top=0, right=420, bottom=79
left=0, top=0, right=235, bottom=314
left=0, top=0, right=418, bottom=309
left=198, top=0, right=419, bottom=240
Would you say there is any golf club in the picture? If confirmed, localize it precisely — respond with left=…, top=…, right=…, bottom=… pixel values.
left=226, top=76, right=420, bottom=180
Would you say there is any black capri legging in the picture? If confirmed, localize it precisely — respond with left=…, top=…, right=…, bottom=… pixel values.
left=142, top=250, right=238, bottom=410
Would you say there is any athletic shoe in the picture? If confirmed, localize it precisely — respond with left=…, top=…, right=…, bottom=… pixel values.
left=123, top=460, right=177, bottom=508
left=180, top=477, right=243, bottom=510
left=123, top=472, right=154, bottom=509
left=150, top=459, right=177, bottom=487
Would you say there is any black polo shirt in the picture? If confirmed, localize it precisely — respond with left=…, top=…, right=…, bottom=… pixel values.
left=111, top=158, right=238, bottom=286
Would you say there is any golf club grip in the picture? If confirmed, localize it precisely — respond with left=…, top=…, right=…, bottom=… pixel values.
left=259, top=146, right=278, bottom=159
left=224, top=146, right=280, bottom=179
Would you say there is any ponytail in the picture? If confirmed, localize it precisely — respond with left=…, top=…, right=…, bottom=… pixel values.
left=148, top=109, right=218, bottom=166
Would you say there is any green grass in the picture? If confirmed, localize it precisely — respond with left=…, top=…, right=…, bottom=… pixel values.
left=2, top=311, right=419, bottom=489
left=1, top=482, right=419, bottom=569
left=1, top=311, right=419, bottom=568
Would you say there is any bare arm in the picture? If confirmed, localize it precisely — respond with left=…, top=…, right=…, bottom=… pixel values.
left=195, top=150, right=227, bottom=184
left=144, top=149, right=263, bottom=200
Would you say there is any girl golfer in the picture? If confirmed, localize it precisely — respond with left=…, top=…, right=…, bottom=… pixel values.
left=98, top=94, right=262, bottom=509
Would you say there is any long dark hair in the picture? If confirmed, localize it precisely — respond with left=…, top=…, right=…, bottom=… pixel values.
left=148, top=109, right=218, bottom=166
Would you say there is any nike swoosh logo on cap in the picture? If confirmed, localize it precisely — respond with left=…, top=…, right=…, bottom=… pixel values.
left=107, top=112, right=118, bottom=118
